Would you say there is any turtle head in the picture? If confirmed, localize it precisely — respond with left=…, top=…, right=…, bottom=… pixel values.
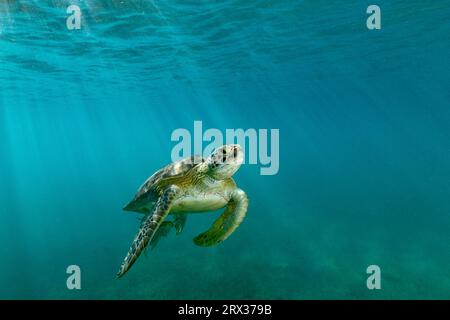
left=207, top=144, right=244, bottom=180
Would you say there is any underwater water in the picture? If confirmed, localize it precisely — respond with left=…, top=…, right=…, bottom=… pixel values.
left=1, top=0, right=450, bottom=299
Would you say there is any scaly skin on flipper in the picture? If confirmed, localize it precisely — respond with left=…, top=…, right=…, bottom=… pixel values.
left=150, top=221, right=173, bottom=250
left=193, top=189, right=248, bottom=247
left=173, top=213, right=187, bottom=234
left=117, top=186, right=179, bottom=278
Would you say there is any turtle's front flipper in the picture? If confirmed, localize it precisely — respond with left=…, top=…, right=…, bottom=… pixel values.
left=193, top=189, right=248, bottom=247
left=117, top=186, right=179, bottom=278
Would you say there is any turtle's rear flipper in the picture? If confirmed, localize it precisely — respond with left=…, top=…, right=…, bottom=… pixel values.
left=193, top=189, right=248, bottom=247
left=173, top=214, right=187, bottom=235
left=149, top=221, right=174, bottom=250
left=148, top=214, right=185, bottom=252
left=117, top=186, right=179, bottom=278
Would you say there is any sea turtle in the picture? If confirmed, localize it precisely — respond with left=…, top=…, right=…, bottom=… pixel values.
left=117, top=144, right=248, bottom=278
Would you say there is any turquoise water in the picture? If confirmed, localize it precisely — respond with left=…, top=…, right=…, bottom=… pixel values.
left=1, top=1, right=450, bottom=299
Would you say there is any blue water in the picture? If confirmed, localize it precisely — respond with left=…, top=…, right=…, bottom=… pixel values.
left=1, top=1, right=450, bottom=299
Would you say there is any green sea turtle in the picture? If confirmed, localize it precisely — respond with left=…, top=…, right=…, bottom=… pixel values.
left=117, top=144, right=248, bottom=278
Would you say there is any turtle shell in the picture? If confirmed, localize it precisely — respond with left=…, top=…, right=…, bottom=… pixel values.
left=134, top=155, right=205, bottom=201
